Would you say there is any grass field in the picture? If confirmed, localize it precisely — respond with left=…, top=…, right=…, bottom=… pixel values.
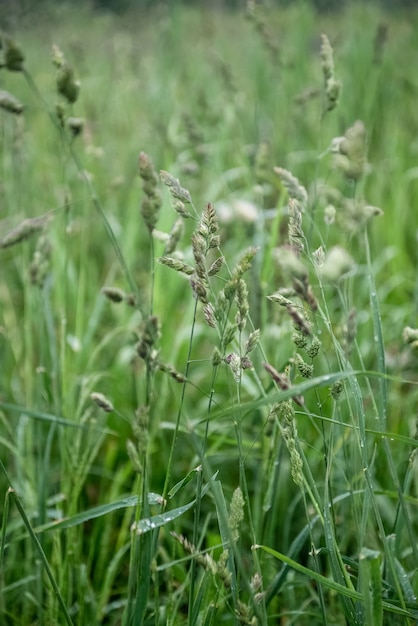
left=1, top=2, right=418, bottom=624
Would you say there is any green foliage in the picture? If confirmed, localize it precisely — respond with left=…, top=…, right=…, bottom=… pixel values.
left=1, top=3, right=418, bottom=625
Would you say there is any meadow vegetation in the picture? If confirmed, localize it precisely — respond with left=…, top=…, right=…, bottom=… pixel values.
left=1, top=2, right=418, bottom=624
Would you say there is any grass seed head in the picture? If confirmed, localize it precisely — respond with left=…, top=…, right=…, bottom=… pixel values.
left=320, top=34, right=341, bottom=112
left=320, top=245, right=354, bottom=282
left=101, top=286, right=126, bottom=303
left=211, top=346, right=223, bottom=367
left=330, top=379, right=344, bottom=400
left=403, top=326, right=418, bottom=345
left=160, top=170, right=192, bottom=204
left=332, top=120, right=368, bottom=181
left=56, top=64, right=80, bottom=104
left=226, top=352, right=241, bottom=383
left=67, top=116, right=84, bottom=137
left=158, top=362, right=187, bottom=383
left=3, top=37, right=24, bottom=71
left=0, top=90, right=23, bottom=114
left=288, top=198, right=304, bottom=256
left=306, top=335, right=322, bottom=359
left=235, top=278, right=249, bottom=331
left=90, top=392, right=114, bottom=413
left=245, top=329, right=260, bottom=355
left=229, top=486, right=245, bottom=542
left=278, top=400, right=304, bottom=487
left=203, top=302, right=216, bottom=328
left=208, top=255, right=225, bottom=277
left=0, top=214, right=51, bottom=249
left=274, top=167, right=308, bottom=210
left=158, top=256, right=195, bottom=276
left=139, top=152, right=161, bottom=232
left=294, top=353, right=314, bottom=379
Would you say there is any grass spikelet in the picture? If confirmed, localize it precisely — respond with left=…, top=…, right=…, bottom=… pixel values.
left=191, top=232, right=207, bottom=280
left=52, top=45, right=80, bottom=104
left=330, top=379, right=344, bottom=400
left=0, top=89, right=23, bottom=114
left=160, top=170, right=192, bottom=205
left=331, top=120, right=368, bottom=181
left=171, top=533, right=217, bottom=575
left=274, top=167, right=308, bottom=210
left=226, top=352, right=242, bottom=383
left=221, top=322, right=238, bottom=350
left=211, top=346, right=223, bottom=366
left=292, top=274, right=318, bottom=311
left=288, top=198, right=304, bottom=255
left=157, top=256, right=195, bottom=276
left=320, top=245, right=354, bottom=282
left=139, top=151, right=162, bottom=232
left=228, top=487, right=245, bottom=542
left=263, top=362, right=304, bottom=406
left=245, top=329, right=260, bottom=355
left=403, top=326, right=418, bottom=347
left=3, top=36, right=24, bottom=71
left=278, top=400, right=304, bottom=487
left=320, top=33, right=341, bottom=113
left=292, top=331, right=308, bottom=349
left=268, top=293, right=312, bottom=336
left=157, top=362, right=187, bottom=383
left=199, top=202, right=220, bottom=249
left=190, top=274, right=208, bottom=303
left=0, top=214, right=51, bottom=248
left=90, top=392, right=114, bottom=413
left=235, top=601, right=258, bottom=626
left=208, top=255, right=225, bottom=276
left=101, top=286, right=126, bottom=303
left=306, top=335, right=321, bottom=359
left=313, top=245, right=326, bottom=267
left=225, top=247, right=258, bottom=300
left=235, top=278, right=249, bottom=331
left=203, top=302, right=216, bottom=328
left=293, top=353, right=313, bottom=379
left=101, top=286, right=137, bottom=307
left=136, top=315, right=160, bottom=364
left=66, top=116, right=84, bottom=137
left=267, top=292, right=294, bottom=308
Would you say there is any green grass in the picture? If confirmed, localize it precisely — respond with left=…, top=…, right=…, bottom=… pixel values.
left=1, top=2, right=418, bottom=624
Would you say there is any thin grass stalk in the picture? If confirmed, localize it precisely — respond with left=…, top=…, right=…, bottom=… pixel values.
left=234, top=374, right=268, bottom=624
left=364, top=226, right=387, bottom=429
left=188, top=364, right=219, bottom=626
left=162, top=299, right=199, bottom=501
left=0, top=462, right=74, bottom=626
left=125, top=229, right=158, bottom=625
left=0, top=488, right=11, bottom=618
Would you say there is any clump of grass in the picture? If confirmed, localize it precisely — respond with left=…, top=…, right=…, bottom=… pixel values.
left=1, top=4, right=418, bottom=626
